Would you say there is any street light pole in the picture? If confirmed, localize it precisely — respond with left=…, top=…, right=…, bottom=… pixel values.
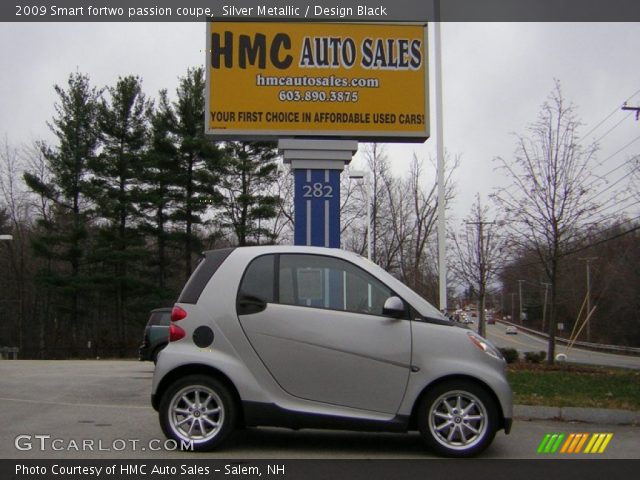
left=510, top=293, right=516, bottom=323
left=541, top=282, right=551, bottom=333
left=434, top=14, right=447, bottom=313
left=517, top=279, right=525, bottom=324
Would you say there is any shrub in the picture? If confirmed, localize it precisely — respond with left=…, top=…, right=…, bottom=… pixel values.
left=524, top=351, right=547, bottom=364
left=499, top=347, right=519, bottom=364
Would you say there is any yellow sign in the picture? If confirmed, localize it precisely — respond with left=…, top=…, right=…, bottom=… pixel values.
left=206, top=22, right=429, bottom=141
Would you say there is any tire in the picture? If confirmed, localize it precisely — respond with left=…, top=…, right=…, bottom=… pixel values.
left=417, top=380, right=498, bottom=457
left=159, top=375, right=236, bottom=451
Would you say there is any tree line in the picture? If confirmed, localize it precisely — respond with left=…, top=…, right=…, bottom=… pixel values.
left=449, top=82, right=640, bottom=358
left=1, top=73, right=637, bottom=360
left=0, top=67, right=449, bottom=358
left=0, top=68, right=285, bottom=357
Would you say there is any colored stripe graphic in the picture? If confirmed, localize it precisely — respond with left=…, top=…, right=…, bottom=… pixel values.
left=560, top=433, right=575, bottom=453
left=559, top=433, right=586, bottom=453
left=538, top=433, right=613, bottom=454
left=537, top=434, right=552, bottom=454
left=584, top=433, right=614, bottom=454
left=537, top=433, right=565, bottom=454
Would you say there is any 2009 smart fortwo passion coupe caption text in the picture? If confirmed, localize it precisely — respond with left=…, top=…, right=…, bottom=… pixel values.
left=151, top=246, right=512, bottom=457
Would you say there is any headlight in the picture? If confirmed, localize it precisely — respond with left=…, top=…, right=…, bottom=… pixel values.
left=467, top=332, right=504, bottom=360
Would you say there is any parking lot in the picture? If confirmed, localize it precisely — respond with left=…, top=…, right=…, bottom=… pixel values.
left=0, top=360, right=638, bottom=460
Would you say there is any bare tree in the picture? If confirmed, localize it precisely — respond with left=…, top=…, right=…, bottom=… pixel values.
left=362, top=143, right=392, bottom=263
left=341, top=147, right=458, bottom=302
left=267, top=164, right=295, bottom=244
left=341, top=144, right=396, bottom=262
left=492, top=81, right=599, bottom=364
left=0, top=138, right=32, bottom=354
left=629, top=155, right=640, bottom=202
left=450, top=194, right=506, bottom=337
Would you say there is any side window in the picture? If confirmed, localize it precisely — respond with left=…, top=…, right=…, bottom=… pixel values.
left=238, top=255, right=275, bottom=303
left=278, top=254, right=395, bottom=316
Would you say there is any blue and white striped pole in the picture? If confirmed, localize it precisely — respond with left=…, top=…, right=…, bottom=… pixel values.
left=279, top=139, right=357, bottom=249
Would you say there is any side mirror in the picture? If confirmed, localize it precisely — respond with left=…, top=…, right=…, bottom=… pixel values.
left=383, top=296, right=405, bottom=318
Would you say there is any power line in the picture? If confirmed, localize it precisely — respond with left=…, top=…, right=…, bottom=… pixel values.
left=504, top=215, right=640, bottom=270
left=587, top=170, right=638, bottom=203
left=622, top=103, right=640, bottom=121
left=563, top=221, right=640, bottom=257
left=580, top=88, right=640, bottom=141
left=592, top=112, right=634, bottom=144
left=587, top=154, right=639, bottom=190
left=583, top=145, right=640, bottom=197
left=597, top=134, right=640, bottom=164
left=589, top=197, right=640, bottom=219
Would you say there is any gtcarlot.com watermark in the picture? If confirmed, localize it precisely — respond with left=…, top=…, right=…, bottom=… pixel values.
left=14, top=434, right=193, bottom=452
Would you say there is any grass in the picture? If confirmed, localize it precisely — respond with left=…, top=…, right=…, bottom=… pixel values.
left=507, top=362, right=640, bottom=411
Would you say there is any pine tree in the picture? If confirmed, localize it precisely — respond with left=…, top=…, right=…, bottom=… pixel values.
left=218, top=141, right=279, bottom=245
left=88, top=75, right=152, bottom=354
left=167, top=67, right=224, bottom=279
left=23, top=72, right=101, bottom=354
left=137, top=90, right=181, bottom=298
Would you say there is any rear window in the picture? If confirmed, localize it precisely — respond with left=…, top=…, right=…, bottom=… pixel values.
left=178, top=248, right=235, bottom=304
left=148, top=311, right=171, bottom=326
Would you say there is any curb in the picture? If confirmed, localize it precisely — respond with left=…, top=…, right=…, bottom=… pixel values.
left=515, top=404, right=640, bottom=426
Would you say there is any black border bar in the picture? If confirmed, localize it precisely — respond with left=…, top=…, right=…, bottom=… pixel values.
left=5, top=459, right=640, bottom=480
left=4, top=0, right=640, bottom=22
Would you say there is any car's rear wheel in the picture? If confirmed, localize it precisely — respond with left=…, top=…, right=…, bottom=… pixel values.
left=417, top=380, right=497, bottom=457
left=159, top=375, right=236, bottom=451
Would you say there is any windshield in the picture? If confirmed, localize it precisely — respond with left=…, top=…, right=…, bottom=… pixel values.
left=356, top=256, right=447, bottom=321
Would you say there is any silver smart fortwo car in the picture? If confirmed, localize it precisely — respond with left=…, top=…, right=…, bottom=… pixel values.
left=151, top=246, right=512, bottom=457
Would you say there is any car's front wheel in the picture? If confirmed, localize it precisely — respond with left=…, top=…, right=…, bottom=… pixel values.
left=159, top=375, right=236, bottom=451
left=417, top=380, right=497, bottom=457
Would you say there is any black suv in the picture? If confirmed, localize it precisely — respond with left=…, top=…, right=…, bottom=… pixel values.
left=139, top=308, right=171, bottom=363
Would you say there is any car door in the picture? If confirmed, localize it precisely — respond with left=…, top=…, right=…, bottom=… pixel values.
left=237, top=253, right=411, bottom=414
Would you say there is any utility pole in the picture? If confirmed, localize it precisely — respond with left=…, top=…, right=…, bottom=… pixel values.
left=541, top=282, right=551, bottom=333
left=510, top=293, right=516, bottom=323
left=434, top=4, right=447, bottom=313
left=579, top=257, right=598, bottom=342
left=517, top=279, right=525, bottom=325
left=622, top=103, right=640, bottom=120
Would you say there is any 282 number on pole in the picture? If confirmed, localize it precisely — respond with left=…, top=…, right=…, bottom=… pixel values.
left=303, top=183, right=333, bottom=199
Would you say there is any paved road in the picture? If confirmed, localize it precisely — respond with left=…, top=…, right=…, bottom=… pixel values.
left=484, top=323, right=640, bottom=369
left=0, top=360, right=637, bottom=460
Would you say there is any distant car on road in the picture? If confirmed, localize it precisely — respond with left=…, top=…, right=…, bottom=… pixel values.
left=139, top=308, right=171, bottom=363
left=505, top=326, right=518, bottom=335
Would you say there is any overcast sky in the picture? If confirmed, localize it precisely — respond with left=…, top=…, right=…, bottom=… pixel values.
left=1, top=22, right=639, bottom=224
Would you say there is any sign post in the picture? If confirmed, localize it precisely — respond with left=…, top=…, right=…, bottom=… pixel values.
left=279, top=139, right=357, bottom=247
left=206, top=20, right=429, bottom=249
